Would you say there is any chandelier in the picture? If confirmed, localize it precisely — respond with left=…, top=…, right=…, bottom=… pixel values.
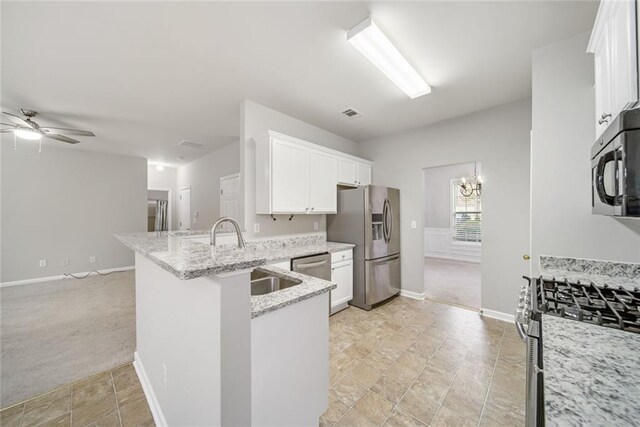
left=459, top=163, right=482, bottom=197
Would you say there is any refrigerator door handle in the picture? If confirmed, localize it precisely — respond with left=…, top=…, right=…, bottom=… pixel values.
left=386, top=198, right=393, bottom=243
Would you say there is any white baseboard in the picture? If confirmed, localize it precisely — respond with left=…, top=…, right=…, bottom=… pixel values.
left=0, top=266, right=135, bottom=288
left=400, top=289, right=426, bottom=300
left=480, top=308, right=515, bottom=323
left=134, top=351, right=167, bottom=427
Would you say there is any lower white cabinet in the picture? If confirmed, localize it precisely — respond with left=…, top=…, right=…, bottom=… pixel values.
left=330, top=250, right=353, bottom=313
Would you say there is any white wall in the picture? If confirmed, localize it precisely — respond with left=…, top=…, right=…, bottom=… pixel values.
left=358, top=99, right=531, bottom=315
left=148, top=164, right=177, bottom=230
left=531, top=32, right=640, bottom=268
left=240, top=100, right=359, bottom=237
left=176, top=141, right=240, bottom=231
left=1, top=143, right=147, bottom=283
left=423, top=162, right=477, bottom=227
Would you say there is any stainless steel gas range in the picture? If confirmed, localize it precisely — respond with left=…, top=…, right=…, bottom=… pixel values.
left=516, top=276, right=640, bottom=426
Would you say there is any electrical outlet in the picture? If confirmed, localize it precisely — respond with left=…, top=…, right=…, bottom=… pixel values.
left=162, top=364, right=168, bottom=390
left=39, top=259, right=47, bottom=267
left=193, top=217, right=197, bottom=224
left=314, top=221, right=319, bottom=231
left=63, top=259, right=70, bottom=267
left=411, top=220, right=417, bottom=229
left=89, top=256, right=96, bottom=263
left=253, top=223, right=260, bottom=233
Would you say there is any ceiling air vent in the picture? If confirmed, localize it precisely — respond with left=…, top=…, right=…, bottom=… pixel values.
left=341, top=108, right=362, bottom=118
left=178, top=140, right=206, bottom=149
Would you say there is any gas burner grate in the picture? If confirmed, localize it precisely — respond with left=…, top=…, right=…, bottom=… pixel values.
left=535, top=277, right=640, bottom=333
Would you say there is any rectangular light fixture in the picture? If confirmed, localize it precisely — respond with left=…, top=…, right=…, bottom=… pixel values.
left=347, top=17, right=431, bottom=99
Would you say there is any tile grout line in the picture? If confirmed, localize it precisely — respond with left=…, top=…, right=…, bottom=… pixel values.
left=475, top=327, right=507, bottom=426
left=378, top=307, right=454, bottom=427
left=110, top=371, right=124, bottom=427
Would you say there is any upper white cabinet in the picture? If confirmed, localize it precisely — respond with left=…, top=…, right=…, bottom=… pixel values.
left=338, top=158, right=373, bottom=187
left=309, top=149, right=337, bottom=213
left=357, top=162, right=372, bottom=186
left=256, top=131, right=370, bottom=215
left=338, top=158, right=357, bottom=186
left=589, top=0, right=638, bottom=138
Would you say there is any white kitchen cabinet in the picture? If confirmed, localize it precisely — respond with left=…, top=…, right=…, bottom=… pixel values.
left=256, top=131, right=372, bottom=214
left=338, top=158, right=373, bottom=187
left=330, top=249, right=353, bottom=314
left=309, top=150, right=337, bottom=213
left=270, top=137, right=309, bottom=213
left=589, top=0, right=638, bottom=138
left=269, top=259, right=291, bottom=270
left=357, top=162, right=372, bottom=186
left=338, top=158, right=357, bottom=186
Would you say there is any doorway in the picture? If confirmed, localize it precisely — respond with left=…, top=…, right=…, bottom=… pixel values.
left=179, top=187, right=191, bottom=230
left=423, top=162, right=482, bottom=309
left=148, top=189, right=170, bottom=231
left=219, top=173, right=240, bottom=232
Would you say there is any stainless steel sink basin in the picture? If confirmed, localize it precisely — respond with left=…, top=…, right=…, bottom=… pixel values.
left=250, top=270, right=302, bottom=296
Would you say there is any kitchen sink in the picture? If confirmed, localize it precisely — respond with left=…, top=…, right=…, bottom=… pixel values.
left=250, top=269, right=302, bottom=296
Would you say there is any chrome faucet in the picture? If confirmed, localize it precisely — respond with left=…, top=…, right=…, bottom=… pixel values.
left=210, top=217, right=245, bottom=248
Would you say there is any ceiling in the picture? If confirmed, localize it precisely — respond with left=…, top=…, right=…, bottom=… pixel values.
left=1, top=1, right=598, bottom=166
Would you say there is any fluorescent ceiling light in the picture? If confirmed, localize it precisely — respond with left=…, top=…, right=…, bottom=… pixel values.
left=14, top=128, right=42, bottom=140
left=348, top=17, right=431, bottom=99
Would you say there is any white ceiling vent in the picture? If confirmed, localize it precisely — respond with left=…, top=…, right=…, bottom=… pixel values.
left=341, top=108, right=363, bottom=118
left=178, top=140, right=206, bottom=149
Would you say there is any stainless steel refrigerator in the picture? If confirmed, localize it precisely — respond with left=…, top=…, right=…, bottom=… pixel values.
left=327, top=185, right=400, bottom=310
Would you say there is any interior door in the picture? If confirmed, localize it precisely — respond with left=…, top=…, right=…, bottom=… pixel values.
left=309, top=150, right=337, bottom=213
left=220, top=173, right=240, bottom=232
left=179, top=188, right=191, bottom=230
left=271, top=138, right=309, bottom=213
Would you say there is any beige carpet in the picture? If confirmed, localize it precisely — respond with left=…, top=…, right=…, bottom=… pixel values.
left=0, top=271, right=136, bottom=408
left=424, top=257, right=481, bottom=309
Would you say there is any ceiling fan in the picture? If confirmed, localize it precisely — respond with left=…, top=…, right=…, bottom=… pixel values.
left=1, top=109, right=95, bottom=144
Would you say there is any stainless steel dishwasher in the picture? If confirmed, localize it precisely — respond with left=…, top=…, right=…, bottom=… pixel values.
left=291, top=253, right=331, bottom=281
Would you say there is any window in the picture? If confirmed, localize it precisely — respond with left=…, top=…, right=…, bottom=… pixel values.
left=452, top=180, right=481, bottom=243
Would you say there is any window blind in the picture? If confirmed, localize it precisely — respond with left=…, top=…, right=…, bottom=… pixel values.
left=452, top=180, right=482, bottom=243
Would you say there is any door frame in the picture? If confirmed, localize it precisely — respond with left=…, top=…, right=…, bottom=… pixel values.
left=148, top=187, right=172, bottom=231
left=219, top=173, right=240, bottom=218
left=179, top=187, right=191, bottom=231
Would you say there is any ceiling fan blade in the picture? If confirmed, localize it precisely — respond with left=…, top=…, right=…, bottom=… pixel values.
left=44, top=133, right=80, bottom=144
left=2, top=111, right=31, bottom=128
left=40, top=127, right=95, bottom=137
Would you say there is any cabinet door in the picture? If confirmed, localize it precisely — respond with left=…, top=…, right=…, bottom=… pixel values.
left=610, top=0, right=638, bottom=116
left=331, top=260, right=353, bottom=308
left=309, top=150, right=337, bottom=213
left=337, top=158, right=357, bottom=186
left=357, top=163, right=372, bottom=186
left=271, top=138, right=309, bottom=213
left=594, top=21, right=612, bottom=138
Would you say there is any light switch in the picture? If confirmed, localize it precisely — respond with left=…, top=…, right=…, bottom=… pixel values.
left=411, top=220, right=417, bottom=229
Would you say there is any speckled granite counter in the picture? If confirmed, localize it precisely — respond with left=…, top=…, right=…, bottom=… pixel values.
left=250, top=266, right=336, bottom=318
left=115, top=231, right=354, bottom=279
left=540, top=256, right=640, bottom=288
left=542, top=315, right=640, bottom=426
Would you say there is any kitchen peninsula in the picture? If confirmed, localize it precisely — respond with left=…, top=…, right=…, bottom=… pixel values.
left=115, top=231, right=351, bottom=426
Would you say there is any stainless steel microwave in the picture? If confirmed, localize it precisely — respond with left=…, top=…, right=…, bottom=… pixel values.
left=592, top=108, right=640, bottom=217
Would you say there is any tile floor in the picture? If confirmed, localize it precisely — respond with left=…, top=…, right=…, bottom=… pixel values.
left=0, top=363, right=154, bottom=427
left=1, top=296, right=524, bottom=427
left=324, top=297, right=525, bottom=426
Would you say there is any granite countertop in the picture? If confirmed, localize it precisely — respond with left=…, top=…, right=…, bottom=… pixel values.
left=250, top=265, right=336, bottom=318
left=114, top=231, right=354, bottom=279
left=542, top=314, right=640, bottom=426
left=539, top=255, right=640, bottom=288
